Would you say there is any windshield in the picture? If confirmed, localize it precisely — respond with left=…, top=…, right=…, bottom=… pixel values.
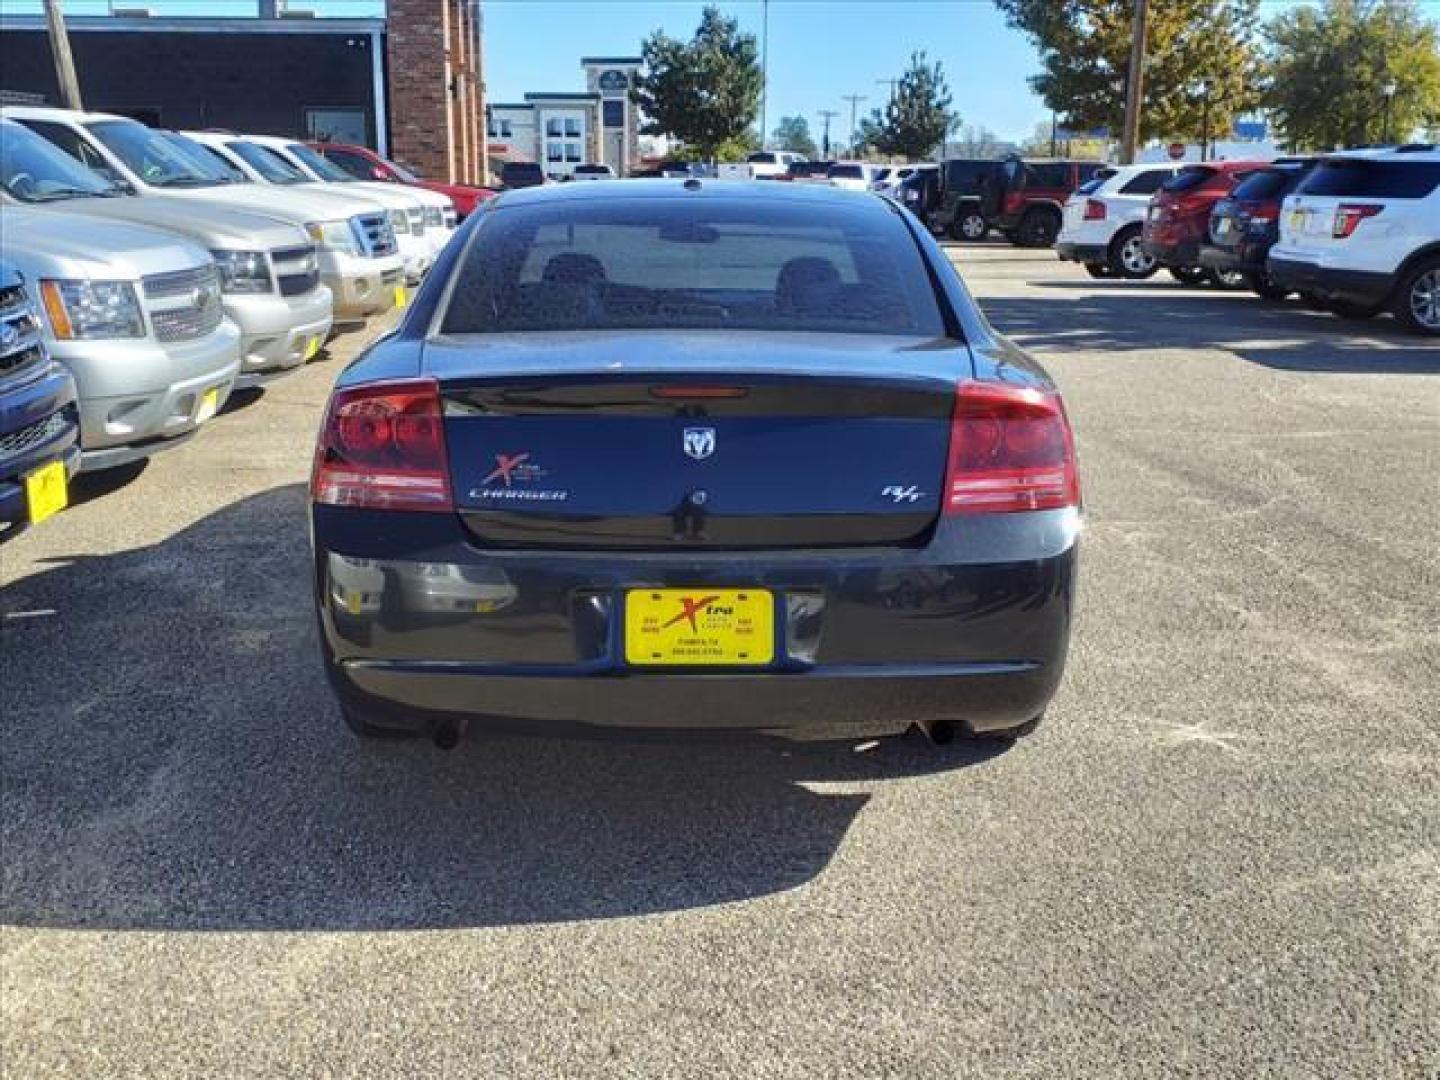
left=1163, top=166, right=1217, bottom=193
left=1231, top=168, right=1295, bottom=201
left=1297, top=158, right=1440, bottom=199
left=386, top=157, right=419, bottom=183
left=85, top=119, right=218, bottom=188
left=284, top=142, right=355, bottom=182
left=228, top=141, right=309, bottom=184
left=829, top=164, right=864, bottom=179
left=747, top=152, right=777, bottom=164
left=440, top=198, right=946, bottom=337
left=164, top=133, right=247, bottom=184
left=0, top=120, right=119, bottom=202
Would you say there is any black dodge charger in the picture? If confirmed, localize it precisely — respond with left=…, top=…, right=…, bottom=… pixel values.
left=310, top=180, right=1080, bottom=748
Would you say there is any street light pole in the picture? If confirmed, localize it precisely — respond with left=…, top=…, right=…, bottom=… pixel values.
left=818, top=109, right=838, bottom=159
left=760, top=0, right=769, bottom=150
left=842, top=94, right=867, bottom=157
left=1382, top=80, right=1398, bottom=144
left=43, top=0, right=83, bottom=111
left=1119, top=0, right=1149, bottom=165
left=1199, top=77, right=1212, bottom=162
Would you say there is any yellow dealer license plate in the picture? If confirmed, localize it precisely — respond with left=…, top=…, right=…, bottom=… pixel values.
left=24, top=459, right=68, bottom=525
left=196, top=387, right=220, bottom=424
left=303, top=334, right=324, bottom=361
left=624, top=588, right=774, bottom=666
left=394, top=286, right=409, bottom=309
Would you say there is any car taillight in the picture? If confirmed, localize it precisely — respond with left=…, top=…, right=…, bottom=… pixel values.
left=312, top=378, right=452, bottom=511
left=1084, top=199, right=1107, bottom=221
left=944, top=381, right=1080, bottom=515
left=1333, top=203, right=1383, bottom=239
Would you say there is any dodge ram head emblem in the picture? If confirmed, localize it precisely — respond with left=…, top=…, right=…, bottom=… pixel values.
left=683, top=427, right=716, bottom=460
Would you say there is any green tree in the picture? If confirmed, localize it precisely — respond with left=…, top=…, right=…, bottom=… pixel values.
left=994, top=0, right=1264, bottom=143
left=857, top=52, right=956, bottom=159
left=1265, top=0, right=1440, bottom=149
left=631, top=6, right=763, bottom=160
left=772, top=115, right=818, bottom=157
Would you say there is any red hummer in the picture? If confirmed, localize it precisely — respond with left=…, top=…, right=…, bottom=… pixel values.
left=307, top=142, right=496, bottom=220
left=1142, top=161, right=1268, bottom=284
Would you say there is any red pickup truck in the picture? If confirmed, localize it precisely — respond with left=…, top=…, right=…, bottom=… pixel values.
left=307, top=142, right=496, bottom=219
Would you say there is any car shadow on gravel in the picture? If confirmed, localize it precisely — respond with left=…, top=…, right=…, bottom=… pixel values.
left=0, top=484, right=1007, bottom=932
left=982, top=290, right=1440, bottom=374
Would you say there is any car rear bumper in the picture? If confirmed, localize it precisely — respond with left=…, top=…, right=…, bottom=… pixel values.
left=313, top=508, right=1080, bottom=741
left=1056, top=241, right=1108, bottom=264
left=1266, top=256, right=1394, bottom=307
left=1142, top=239, right=1200, bottom=267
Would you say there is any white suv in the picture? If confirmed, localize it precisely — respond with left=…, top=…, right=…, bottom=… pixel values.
left=1269, top=147, right=1440, bottom=335
left=1056, top=163, right=1179, bottom=279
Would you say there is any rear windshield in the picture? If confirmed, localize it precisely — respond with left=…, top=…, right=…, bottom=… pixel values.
left=1163, top=167, right=1217, bottom=193
left=1230, top=168, right=1295, bottom=201
left=440, top=198, right=946, bottom=337
left=1297, top=158, right=1440, bottom=199
left=828, top=164, right=864, bottom=179
left=1118, top=168, right=1171, bottom=195
left=747, top=152, right=777, bottom=164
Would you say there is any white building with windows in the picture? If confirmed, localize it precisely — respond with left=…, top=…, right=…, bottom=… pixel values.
left=488, top=56, right=643, bottom=178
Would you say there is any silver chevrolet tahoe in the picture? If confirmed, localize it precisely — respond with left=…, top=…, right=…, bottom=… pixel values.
left=0, top=206, right=240, bottom=472
left=1, top=118, right=331, bottom=388
left=2, top=107, right=406, bottom=322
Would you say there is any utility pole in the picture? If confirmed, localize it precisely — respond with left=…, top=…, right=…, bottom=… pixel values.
left=877, top=78, right=898, bottom=103
left=43, top=0, right=83, bottom=111
left=760, top=0, right=769, bottom=149
left=818, top=109, right=839, bottom=158
left=842, top=93, right=866, bottom=156
left=1119, top=0, right=1148, bottom=165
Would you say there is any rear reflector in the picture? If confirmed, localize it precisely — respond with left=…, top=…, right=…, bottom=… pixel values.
left=1333, top=203, right=1383, bottom=238
left=944, top=381, right=1080, bottom=514
left=1084, top=198, right=1107, bottom=220
left=312, top=378, right=452, bottom=511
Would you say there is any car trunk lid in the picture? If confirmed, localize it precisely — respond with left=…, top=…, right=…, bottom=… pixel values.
left=428, top=331, right=967, bottom=550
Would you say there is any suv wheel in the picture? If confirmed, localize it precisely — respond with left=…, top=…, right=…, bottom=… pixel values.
left=1169, top=266, right=1208, bottom=286
left=1206, top=268, right=1248, bottom=289
left=1107, top=226, right=1157, bottom=279
left=1395, top=258, right=1440, bottom=336
left=1014, top=209, right=1061, bottom=248
left=951, top=210, right=988, bottom=241
left=1244, top=270, right=1291, bottom=301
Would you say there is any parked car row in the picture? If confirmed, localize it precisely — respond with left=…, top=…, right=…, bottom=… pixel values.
left=898, top=156, right=1106, bottom=247
left=1050, top=145, right=1440, bottom=336
left=0, top=107, right=466, bottom=537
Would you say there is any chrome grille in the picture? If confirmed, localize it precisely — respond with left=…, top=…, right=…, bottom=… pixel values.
left=142, top=264, right=219, bottom=301
left=151, top=302, right=224, bottom=343
left=388, top=208, right=410, bottom=235
left=0, top=282, right=46, bottom=384
left=0, top=403, right=75, bottom=457
left=407, top=207, right=426, bottom=233
left=272, top=244, right=320, bottom=298
left=354, top=213, right=398, bottom=258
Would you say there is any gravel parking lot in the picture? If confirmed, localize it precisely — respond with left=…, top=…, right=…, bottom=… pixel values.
left=2, top=246, right=1437, bottom=1078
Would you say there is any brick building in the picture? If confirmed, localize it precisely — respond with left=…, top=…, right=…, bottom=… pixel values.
left=0, top=0, right=490, bottom=184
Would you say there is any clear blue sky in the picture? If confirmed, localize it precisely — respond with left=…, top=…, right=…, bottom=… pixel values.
left=4, top=0, right=1422, bottom=144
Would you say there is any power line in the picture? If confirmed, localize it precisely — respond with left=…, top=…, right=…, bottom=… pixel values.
left=817, top=108, right=839, bottom=158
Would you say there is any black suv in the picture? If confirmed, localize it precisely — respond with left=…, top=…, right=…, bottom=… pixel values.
left=500, top=161, right=546, bottom=189
left=932, top=159, right=1006, bottom=240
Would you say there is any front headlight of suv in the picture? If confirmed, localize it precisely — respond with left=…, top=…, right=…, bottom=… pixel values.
left=305, top=220, right=362, bottom=256
left=211, top=250, right=273, bottom=294
left=38, top=279, right=145, bottom=340
left=388, top=208, right=410, bottom=235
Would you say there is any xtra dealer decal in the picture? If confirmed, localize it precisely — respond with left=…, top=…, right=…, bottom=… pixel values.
left=470, top=452, right=570, bottom=502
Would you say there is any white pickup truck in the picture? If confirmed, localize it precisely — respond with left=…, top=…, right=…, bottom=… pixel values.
left=716, top=151, right=807, bottom=181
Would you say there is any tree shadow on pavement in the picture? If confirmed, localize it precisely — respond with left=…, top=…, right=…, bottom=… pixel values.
left=0, top=485, right=1006, bottom=932
left=983, top=288, right=1440, bottom=374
